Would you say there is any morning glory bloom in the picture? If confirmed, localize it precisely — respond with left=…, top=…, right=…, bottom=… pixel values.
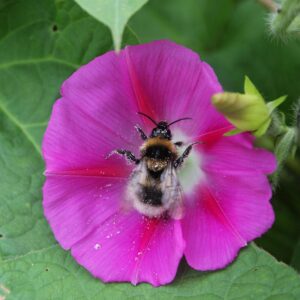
left=42, top=40, right=276, bottom=286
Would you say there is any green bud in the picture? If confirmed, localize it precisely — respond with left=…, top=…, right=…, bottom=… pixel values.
left=212, top=92, right=270, bottom=136
left=270, top=0, right=300, bottom=40
left=212, top=76, right=286, bottom=136
left=271, top=127, right=297, bottom=185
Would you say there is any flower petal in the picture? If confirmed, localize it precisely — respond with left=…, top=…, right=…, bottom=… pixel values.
left=42, top=96, right=141, bottom=172
left=71, top=212, right=185, bottom=286
left=182, top=167, right=274, bottom=270
left=61, top=51, right=141, bottom=134
left=205, top=171, right=274, bottom=242
left=201, top=134, right=276, bottom=174
left=43, top=175, right=126, bottom=249
left=182, top=186, right=246, bottom=271
left=182, top=132, right=275, bottom=270
left=43, top=50, right=147, bottom=172
left=125, top=40, right=228, bottom=135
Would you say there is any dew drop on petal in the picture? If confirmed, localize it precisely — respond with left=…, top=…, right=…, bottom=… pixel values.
left=106, top=233, right=114, bottom=239
left=94, top=243, right=101, bottom=250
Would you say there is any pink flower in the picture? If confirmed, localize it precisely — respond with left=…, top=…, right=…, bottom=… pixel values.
left=42, top=40, right=276, bottom=286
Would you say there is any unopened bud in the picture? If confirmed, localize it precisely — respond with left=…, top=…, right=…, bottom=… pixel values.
left=212, top=76, right=286, bottom=136
left=269, top=0, right=300, bottom=40
left=272, top=127, right=297, bottom=185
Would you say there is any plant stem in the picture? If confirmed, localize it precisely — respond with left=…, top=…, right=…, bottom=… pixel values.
left=258, top=0, right=278, bottom=12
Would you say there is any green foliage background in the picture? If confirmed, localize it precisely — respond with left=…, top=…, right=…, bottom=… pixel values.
left=0, top=0, right=299, bottom=299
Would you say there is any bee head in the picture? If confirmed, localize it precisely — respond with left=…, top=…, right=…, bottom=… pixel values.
left=150, top=121, right=172, bottom=139
left=137, top=112, right=192, bottom=140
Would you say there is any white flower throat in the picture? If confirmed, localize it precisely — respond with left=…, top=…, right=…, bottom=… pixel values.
left=172, top=129, right=205, bottom=195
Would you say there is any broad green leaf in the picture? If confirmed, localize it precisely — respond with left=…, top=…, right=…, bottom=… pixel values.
left=0, top=0, right=137, bottom=260
left=0, top=244, right=300, bottom=299
left=74, top=0, right=147, bottom=51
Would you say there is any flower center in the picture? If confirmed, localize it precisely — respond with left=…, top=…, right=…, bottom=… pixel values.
left=172, top=129, right=205, bottom=195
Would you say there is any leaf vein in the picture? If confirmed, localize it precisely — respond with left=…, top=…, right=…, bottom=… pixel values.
left=0, top=99, right=42, bottom=156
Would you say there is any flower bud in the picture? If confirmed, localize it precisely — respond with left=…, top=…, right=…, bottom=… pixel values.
left=212, top=76, right=286, bottom=136
left=272, top=127, right=297, bottom=185
left=270, top=0, right=300, bottom=40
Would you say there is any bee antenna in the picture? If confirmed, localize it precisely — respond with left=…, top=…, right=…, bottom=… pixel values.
left=168, top=117, right=192, bottom=127
left=137, top=112, right=158, bottom=126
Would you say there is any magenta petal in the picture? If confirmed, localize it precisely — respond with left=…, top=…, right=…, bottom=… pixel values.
left=182, top=133, right=275, bottom=271
left=205, top=171, right=274, bottom=242
left=42, top=96, right=140, bottom=172
left=125, top=40, right=229, bottom=135
left=43, top=176, right=126, bottom=249
left=42, top=49, right=145, bottom=172
left=202, top=134, right=276, bottom=174
left=71, top=212, right=185, bottom=286
left=182, top=169, right=274, bottom=271
left=182, top=186, right=247, bottom=271
left=60, top=51, right=140, bottom=136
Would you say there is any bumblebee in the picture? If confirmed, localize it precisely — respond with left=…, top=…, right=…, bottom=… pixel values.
left=114, top=112, right=197, bottom=219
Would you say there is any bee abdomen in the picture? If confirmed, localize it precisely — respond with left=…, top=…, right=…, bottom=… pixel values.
left=140, top=186, right=163, bottom=206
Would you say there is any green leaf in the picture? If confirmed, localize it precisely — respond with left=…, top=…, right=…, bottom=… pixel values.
left=0, top=244, right=299, bottom=299
left=74, top=0, right=147, bottom=51
left=0, top=0, right=137, bottom=260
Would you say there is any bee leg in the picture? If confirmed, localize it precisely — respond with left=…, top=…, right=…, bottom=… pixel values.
left=134, top=125, right=147, bottom=140
left=115, top=149, right=140, bottom=164
left=174, top=142, right=198, bottom=168
left=174, top=141, right=183, bottom=147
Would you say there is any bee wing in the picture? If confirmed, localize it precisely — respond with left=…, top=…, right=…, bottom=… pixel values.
left=125, top=160, right=147, bottom=209
left=160, top=163, right=184, bottom=220
left=129, top=159, right=148, bottom=185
